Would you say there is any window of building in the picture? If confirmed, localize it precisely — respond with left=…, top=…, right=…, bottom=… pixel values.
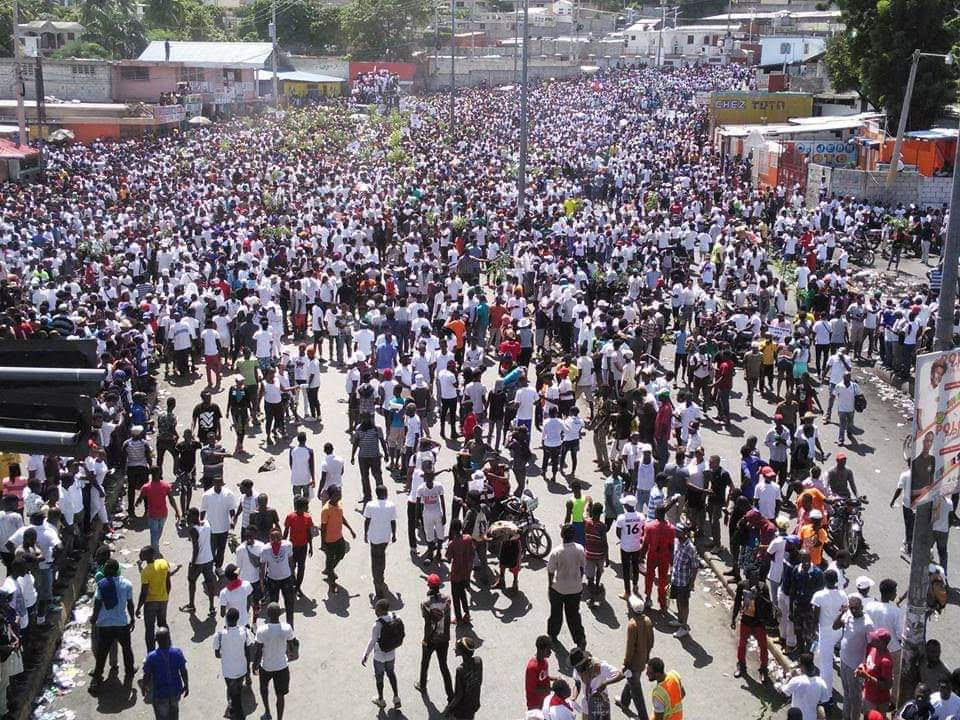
left=120, top=66, right=149, bottom=81
left=179, top=67, right=204, bottom=84
left=72, top=65, right=94, bottom=75
left=223, top=69, right=242, bottom=82
left=686, top=35, right=694, bottom=44
left=780, top=42, right=792, bottom=55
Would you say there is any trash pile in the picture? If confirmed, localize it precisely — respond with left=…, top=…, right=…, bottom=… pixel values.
left=30, top=594, right=93, bottom=719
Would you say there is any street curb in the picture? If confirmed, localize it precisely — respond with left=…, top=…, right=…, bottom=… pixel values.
left=13, top=476, right=124, bottom=720
left=699, top=548, right=796, bottom=674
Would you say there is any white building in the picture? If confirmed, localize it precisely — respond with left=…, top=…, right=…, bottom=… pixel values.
left=757, top=36, right=826, bottom=68
left=626, top=24, right=739, bottom=64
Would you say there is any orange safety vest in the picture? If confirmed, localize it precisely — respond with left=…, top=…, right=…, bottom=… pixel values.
left=651, top=670, right=683, bottom=719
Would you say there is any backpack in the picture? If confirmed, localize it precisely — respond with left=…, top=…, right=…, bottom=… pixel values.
left=97, top=577, right=119, bottom=610
left=378, top=616, right=405, bottom=652
left=854, top=393, right=867, bottom=413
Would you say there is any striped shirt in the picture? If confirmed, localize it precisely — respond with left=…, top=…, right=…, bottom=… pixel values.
left=353, top=427, right=384, bottom=458
left=124, top=438, right=149, bottom=467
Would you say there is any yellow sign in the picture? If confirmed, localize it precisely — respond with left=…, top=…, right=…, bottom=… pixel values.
left=709, top=92, right=813, bottom=125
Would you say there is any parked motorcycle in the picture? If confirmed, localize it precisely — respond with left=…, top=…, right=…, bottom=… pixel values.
left=487, top=489, right=553, bottom=559
left=828, top=496, right=867, bottom=558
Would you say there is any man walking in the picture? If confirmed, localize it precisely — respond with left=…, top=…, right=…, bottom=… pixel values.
left=641, top=506, right=674, bottom=612
left=415, top=574, right=453, bottom=698
left=136, top=545, right=178, bottom=652
left=835, top=594, right=872, bottom=720
left=89, top=559, right=136, bottom=694
left=213, top=606, right=253, bottom=720
left=253, top=602, right=295, bottom=720
left=617, top=594, right=654, bottom=720
left=646, top=657, right=684, bottom=720
left=731, top=570, right=772, bottom=681
left=142, top=628, right=189, bottom=720
left=669, top=524, right=697, bottom=639
left=546, top=524, right=586, bottom=649
left=442, top=637, right=483, bottom=720
left=363, top=485, right=397, bottom=599
left=361, top=598, right=403, bottom=710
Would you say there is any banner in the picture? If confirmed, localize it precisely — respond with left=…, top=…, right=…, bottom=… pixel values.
left=792, top=140, right=857, bottom=168
left=911, top=349, right=960, bottom=506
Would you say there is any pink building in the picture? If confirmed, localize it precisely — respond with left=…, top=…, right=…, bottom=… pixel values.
left=114, top=41, right=274, bottom=116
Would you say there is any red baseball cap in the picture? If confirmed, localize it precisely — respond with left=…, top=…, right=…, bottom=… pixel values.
left=427, top=574, right=441, bottom=588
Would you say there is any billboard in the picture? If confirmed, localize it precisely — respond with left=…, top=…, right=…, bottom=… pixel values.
left=911, top=349, right=960, bottom=506
left=792, top=140, right=857, bottom=168
left=709, top=92, right=813, bottom=125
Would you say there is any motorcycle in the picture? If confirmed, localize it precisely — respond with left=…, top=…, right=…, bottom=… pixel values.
left=828, top=496, right=867, bottom=558
left=486, top=489, right=553, bottom=559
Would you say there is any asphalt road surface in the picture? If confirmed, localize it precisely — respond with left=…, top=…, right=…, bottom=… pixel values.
left=46, top=259, right=957, bottom=720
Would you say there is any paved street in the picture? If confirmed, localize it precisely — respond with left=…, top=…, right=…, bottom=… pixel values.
left=46, top=257, right=956, bottom=720
left=45, top=282, right=960, bottom=720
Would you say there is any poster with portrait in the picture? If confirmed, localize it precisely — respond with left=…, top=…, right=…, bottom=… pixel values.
left=911, top=350, right=960, bottom=506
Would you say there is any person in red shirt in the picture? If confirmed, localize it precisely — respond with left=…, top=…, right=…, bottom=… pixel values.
left=136, top=467, right=180, bottom=551
left=712, top=353, right=735, bottom=424
left=640, top=506, right=675, bottom=610
left=444, top=518, right=475, bottom=625
left=525, top=635, right=555, bottom=710
left=282, top=496, right=315, bottom=601
left=461, top=401, right=478, bottom=441
left=858, top=628, right=894, bottom=715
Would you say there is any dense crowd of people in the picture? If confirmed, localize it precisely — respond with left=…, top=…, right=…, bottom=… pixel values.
left=0, top=62, right=955, bottom=720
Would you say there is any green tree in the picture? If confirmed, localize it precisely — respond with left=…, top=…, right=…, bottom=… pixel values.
left=144, top=0, right=178, bottom=29
left=826, top=0, right=958, bottom=130
left=237, top=0, right=332, bottom=50
left=78, top=0, right=147, bottom=58
left=50, top=39, right=111, bottom=59
left=339, top=0, right=431, bottom=59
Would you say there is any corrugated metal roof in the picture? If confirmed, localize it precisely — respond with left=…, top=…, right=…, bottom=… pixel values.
left=138, top=41, right=274, bottom=68
left=905, top=128, right=959, bottom=140
left=256, top=70, right=346, bottom=83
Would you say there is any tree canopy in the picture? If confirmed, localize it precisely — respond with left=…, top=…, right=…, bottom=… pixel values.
left=825, top=0, right=958, bottom=131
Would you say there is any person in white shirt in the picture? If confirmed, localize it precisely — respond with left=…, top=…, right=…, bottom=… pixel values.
left=214, top=606, right=254, bottom=719
left=541, top=407, right=565, bottom=482
left=832, top=372, right=861, bottom=446
left=811, top=569, right=846, bottom=691
left=219, top=563, right=254, bottom=628
left=560, top=408, right=585, bottom=476
left=200, top=477, right=238, bottom=570
left=201, top=320, right=223, bottom=388
left=931, top=677, right=960, bottom=719
left=288, top=432, right=315, bottom=501
left=363, top=485, right=397, bottom=599
left=824, top=348, right=852, bottom=422
left=253, top=602, right=295, bottom=720
left=318, top=443, right=345, bottom=501
left=754, top=467, right=782, bottom=520
left=436, top=361, right=460, bottom=439
left=514, top=377, right=539, bottom=433
left=362, top=599, right=402, bottom=710
left=779, top=653, right=830, bottom=720
left=864, top=578, right=904, bottom=697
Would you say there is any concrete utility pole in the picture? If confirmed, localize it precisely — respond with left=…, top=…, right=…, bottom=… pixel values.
left=513, top=1, right=519, bottom=85
left=886, top=50, right=954, bottom=190
left=899, top=104, right=960, bottom=703
left=12, top=0, right=27, bottom=147
left=270, top=0, right=279, bottom=110
left=517, top=0, right=529, bottom=220
left=656, top=0, right=665, bottom=67
left=35, top=52, right=46, bottom=137
left=450, top=0, right=455, bottom=138
left=885, top=49, right=920, bottom=190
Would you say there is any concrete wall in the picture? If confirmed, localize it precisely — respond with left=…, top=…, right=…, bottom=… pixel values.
left=0, top=58, right=113, bottom=103
left=805, top=162, right=954, bottom=209
left=424, top=57, right=588, bottom=89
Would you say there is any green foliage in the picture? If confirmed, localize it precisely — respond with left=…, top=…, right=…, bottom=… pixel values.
left=78, top=0, right=147, bottom=59
left=237, top=0, right=340, bottom=50
left=826, top=0, right=958, bottom=130
left=50, top=40, right=111, bottom=59
left=386, top=147, right=408, bottom=164
left=339, top=0, right=431, bottom=60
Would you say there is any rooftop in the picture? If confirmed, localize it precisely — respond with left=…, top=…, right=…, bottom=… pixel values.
left=138, top=41, right=274, bottom=68
left=16, top=20, right=84, bottom=32
left=700, top=10, right=841, bottom=20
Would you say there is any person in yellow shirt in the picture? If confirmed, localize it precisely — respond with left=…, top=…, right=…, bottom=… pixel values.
left=758, top=334, right=778, bottom=394
left=647, top=657, right=684, bottom=719
left=136, top=545, right=180, bottom=652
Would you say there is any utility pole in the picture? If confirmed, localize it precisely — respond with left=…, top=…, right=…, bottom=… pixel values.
left=269, top=0, right=279, bottom=110
left=656, top=0, right=665, bottom=67
left=517, top=0, right=528, bottom=221
left=449, top=0, right=455, bottom=139
left=513, top=1, right=518, bottom=86
left=12, top=0, right=27, bottom=148
left=886, top=49, right=920, bottom=190
left=899, top=109, right=960, bottom=704
left=35, top=52, right=46, bottom=138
